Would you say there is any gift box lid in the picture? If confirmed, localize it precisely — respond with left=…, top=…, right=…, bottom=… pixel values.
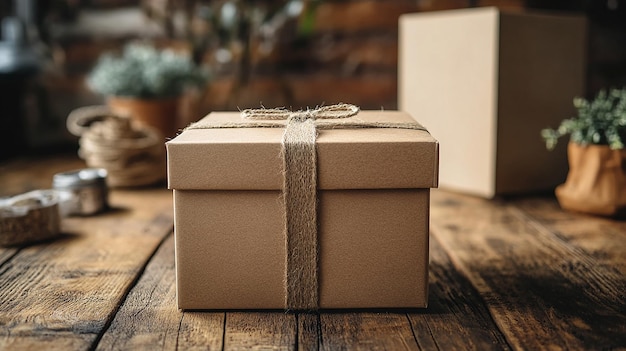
left=167, top=110, right=438, bottom=190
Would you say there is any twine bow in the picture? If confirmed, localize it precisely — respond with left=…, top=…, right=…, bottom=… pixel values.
left=241, top=103, right=360, bottom=121
left=187, top=103, right=427, bottom=310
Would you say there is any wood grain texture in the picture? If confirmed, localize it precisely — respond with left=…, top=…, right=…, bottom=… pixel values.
left=224, top=312, right=296, bottom=350
left=298, top=313, right=320, bottom=351
left=95, top=233, right=180, bottom=351
left=96, top=235, right=224, bottom=350
left=514, top=196, right=626, bottom=274
left=408, top=235, right=511, bottom=350
left=0, top=248, right=19, bottom=268
left=430, top=189, right=626, bottom=350
left=0, top=155, right=174, bottom=350
left=0, top=210, right=173, bottom=350
left=319, top=313, right=418, bottom=350
left=177, top=312, right=225, bottom=351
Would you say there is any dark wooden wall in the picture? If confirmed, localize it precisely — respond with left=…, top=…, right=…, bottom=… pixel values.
left=40, top=0, right=625, bottom=112
left=2, top=0, right=626, bottom=138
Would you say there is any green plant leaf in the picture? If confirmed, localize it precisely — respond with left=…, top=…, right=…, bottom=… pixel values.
left=87, top=43, right=210, bottom=99
left=541, top=88, right=626, bottom=150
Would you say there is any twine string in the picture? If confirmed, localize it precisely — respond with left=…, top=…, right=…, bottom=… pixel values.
left=241, top=103, right=360, bottom=121
left=244, top=104, right=360, bottom=310
left=282, top=117, right=318, bottom=310
left=67, top=106, right=166, bottom=187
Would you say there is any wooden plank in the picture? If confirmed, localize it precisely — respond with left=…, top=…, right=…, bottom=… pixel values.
left=0, top=208, right=173, bottom=350
left=319, top=313, right=418, bottom=350
left=314, top=1, right=419, bottom=33
left=416, top=0, right=470, bottom=11
left=0, top=154, right=86, bottom=197
left=429, top=189, right=626, bottom=350
left=178, top=312, right=225, bottom=350
left=408, top=235, right=511, bottom=350
left=0, top=249, right=18, bottom=267
left=95, top=235, right=224, bottom=350
left=0, top=155, right=174, bottom=350
left=224, top=312, right=296, bottom=350
left=0, top=335, right=95, bottom=351
left=298, top=313, right=320, bottom=351
left=514, top=196, right=626, bottom=274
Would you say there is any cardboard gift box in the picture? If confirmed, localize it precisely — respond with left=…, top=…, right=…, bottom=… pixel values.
left=166, top=108, right=439, bottom=310
left=399, top=7, right=586, bottom=198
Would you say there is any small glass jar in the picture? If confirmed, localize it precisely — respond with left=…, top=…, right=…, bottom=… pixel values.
left=53, top=168, right=108, bottom=216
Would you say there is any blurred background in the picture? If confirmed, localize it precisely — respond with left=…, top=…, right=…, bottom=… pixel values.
left=0, top=0, right=625, bottom=160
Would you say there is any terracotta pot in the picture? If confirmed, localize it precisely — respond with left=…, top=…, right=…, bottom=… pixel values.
left=107, top=96, right=180, bottom=138
left=555, top=142, right=626, bottom=216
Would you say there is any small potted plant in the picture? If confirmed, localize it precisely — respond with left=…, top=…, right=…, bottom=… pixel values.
left=542, top=88, right=626, bottom=216
left=87, top=43, right=210, bottom=137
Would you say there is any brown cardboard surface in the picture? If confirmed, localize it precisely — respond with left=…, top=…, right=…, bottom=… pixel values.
left=495, top=12, right=586, bottom=195
left=174, top=190, right=286, bottom=309
left=318, top=189, right=429, bottom=308
left=169, top=109, right=435, bottom=310
left=174, top=189, right=429, bottom=309
left=167, top=110, right=439, bottom=190
left=399, top=7, right=585, bottom=197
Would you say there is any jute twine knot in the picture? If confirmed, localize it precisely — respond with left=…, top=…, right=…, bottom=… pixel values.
left=241, top=103, right=360, bottom=121
left=186, top=103, right=427, bottom=310
left=67, top=106, right=166, bottom=187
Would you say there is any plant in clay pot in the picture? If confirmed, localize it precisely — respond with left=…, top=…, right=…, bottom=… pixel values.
left=542, top=88, right=626, bottom=216
left=87, top=43, right=210, bottom=137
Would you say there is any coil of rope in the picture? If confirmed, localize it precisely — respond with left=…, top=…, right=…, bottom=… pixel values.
left=67, top=106, right=166, bottom=187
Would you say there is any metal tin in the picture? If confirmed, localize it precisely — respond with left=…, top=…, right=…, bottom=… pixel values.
left=53, top=168, right=108, bottom=215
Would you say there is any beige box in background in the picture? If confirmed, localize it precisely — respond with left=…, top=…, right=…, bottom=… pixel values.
left=399, top=7, right=586, bottom=198
left=167, top=111, right=439, bottom=310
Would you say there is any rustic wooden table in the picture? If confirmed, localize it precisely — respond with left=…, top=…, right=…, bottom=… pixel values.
left=0, top=154, right=624, bottom=350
